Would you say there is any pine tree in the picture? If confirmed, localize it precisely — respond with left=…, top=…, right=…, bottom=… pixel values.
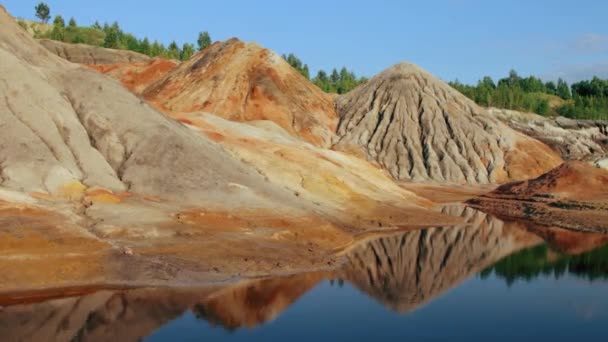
left=53, top=15, right=65, bottom=28
left=282, top=53, right=310, bottom=79
left=140, top=38, right=151, bottom=56
left=150, top=40, right=162, bottom=57
left=123, top=34, right=140, bottom=52
left=50, top=15, right=65, bottom=41
left=313, top=70, right=333, bottom=92
left=557, top=78, right=571, bottom=100
left=197, top=31, right=212, bottom=51
left=330, top=68, right=339, bottom=84
left=508, top=69, right=520, bottom=85
left=302, top=64, right=310, bottom=79
left=103, top=25, right=119, bottom=49
left=34, top=2, right=50, bottom=23
left=545, top=81, right=557, bottom=95
left=167, top=40, right=180, bottom=59
left=180, top=43, right=195, bottom=61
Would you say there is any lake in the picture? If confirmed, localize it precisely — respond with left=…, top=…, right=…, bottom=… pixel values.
left=2, top=209, right=608, bottom=341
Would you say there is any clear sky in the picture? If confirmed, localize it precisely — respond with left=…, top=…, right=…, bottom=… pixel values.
left=4, top=0, right=608, bottom=84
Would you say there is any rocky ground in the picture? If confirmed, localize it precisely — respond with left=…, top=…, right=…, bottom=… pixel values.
left=468, top=162, right=608, bottom=232
left=1, top=3, right=607, bottom=303
left=490, top=108, right=608, bottom=162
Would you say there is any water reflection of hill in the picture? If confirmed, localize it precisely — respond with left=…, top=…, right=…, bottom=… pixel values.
left=2, top=207, right=607, bottom=340
left=336, top=205, right=541, bottom=312
left=192, top=273, right=328, bottom=330
left=0, top=288, right=213, bottom=342
left=0, top=272, right=329, bottom=341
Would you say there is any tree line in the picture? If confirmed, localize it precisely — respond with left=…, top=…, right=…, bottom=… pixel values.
left=30, top=3, right=607, bottom=115
left=30, top=2, right=211, bottom=61
left=32, top=3, right=366, bottom=94
left=449, top=70, right=608, bottom=120
left=282, top=53, right=368, bottom=94
left=558, top=77, right=608, bottom=120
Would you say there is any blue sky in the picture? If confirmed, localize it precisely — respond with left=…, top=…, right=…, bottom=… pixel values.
left=4, top=0, right=608, bottom=84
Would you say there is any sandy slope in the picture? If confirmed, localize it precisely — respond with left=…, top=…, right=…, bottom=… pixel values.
left=39, top=39, right=153, bottom=65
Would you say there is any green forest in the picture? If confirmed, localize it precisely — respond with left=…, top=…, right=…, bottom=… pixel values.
left=282, top=53, right=368, bottom=94
left=22, top=3, right=608, bottom=116
left=450, top=70, right=608, bottom=120
left=22, top=16, right=211, bottom=61
left=22, top=2, right=211, bottom=61
left=480, top=244, right=608, bottom=285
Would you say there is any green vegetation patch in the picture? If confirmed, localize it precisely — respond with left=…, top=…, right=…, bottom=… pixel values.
left=450, top=70, right=608, bottom=120
left=481, top=243, right=608, bottom=285
left=30, top=3, right=210, bottom=62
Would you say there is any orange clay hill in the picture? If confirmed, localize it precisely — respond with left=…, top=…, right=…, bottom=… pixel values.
left=0, top=5, right=463, bottom=292
left=468, top=161, right=608, bottom=233
left=140, top=38, right=338, bottom=147
left=88, top=58, right=180, bottom=94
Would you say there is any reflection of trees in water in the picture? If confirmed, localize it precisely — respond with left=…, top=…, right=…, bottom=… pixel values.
left=481, top=244, right=608, bottom=285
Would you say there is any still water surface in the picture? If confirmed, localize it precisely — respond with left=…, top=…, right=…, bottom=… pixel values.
left=146, top=245, right=608, bottom=341
left=148, top=274, right=608, bottom=341
left=2, top=209, right=608, bottom=341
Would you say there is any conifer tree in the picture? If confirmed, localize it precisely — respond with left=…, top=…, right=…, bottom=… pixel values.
left=34, top=2, right=50, bottom=23
left=197, top=31, right=211, bottom=50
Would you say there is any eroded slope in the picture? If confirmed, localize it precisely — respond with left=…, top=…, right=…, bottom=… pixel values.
left=335, top=63, right=563, bottom=184
left=468, top=162, right=608, bottom=232
left=0, top=7, right=460, bottom=292
left=39, top=38, right=152, bottom=65
left=142, top=38, right=338, bottom=147
left=490, top=108, right=608, bottom=161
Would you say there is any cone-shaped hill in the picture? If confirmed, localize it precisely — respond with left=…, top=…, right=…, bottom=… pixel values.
left=334, top=63, right=563, bottom=184
left=141, top=38, right=338, bottom=147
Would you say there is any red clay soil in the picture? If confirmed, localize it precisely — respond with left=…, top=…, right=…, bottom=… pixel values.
left=468, top=162, right=608, bottom=233
left=486, top=161, right=608, bottom=201
left=87, top=58, right=179, bottom=94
